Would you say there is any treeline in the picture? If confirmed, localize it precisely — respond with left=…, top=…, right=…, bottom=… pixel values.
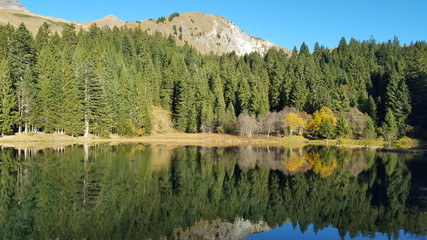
left=0, top=22, right=426, bottom=139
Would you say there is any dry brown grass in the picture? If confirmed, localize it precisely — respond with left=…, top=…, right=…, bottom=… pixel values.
left=0, top=132, right=307, bottom=149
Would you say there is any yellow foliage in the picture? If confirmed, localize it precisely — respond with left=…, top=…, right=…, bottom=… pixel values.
left=283, top=112, right=305, bottom=135
left=307, top=153, right=337, bottom=178
left=135, top=129, right=144, bottom=136
left=396, top=136, right=420, bottom=149
left=284, top=155, right=306, bottom=172
left=305, top=107, right=337, bottom=134
left=216, top=126, right=225, bottom=134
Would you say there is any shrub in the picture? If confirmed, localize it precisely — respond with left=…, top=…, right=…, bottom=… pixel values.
left=156, top=17, right=166, bottom=24
left=168, top=12, right=180, bottom=22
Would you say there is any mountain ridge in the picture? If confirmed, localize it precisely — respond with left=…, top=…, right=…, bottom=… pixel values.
left=0, top=1, right=291, bottom=56
left=0, top=0, right=27, bottom=12
left=126, top=12, right=291, bottom=56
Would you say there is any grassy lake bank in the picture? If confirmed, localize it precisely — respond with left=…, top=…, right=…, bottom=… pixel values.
left=0, top=132, right=424, bottom=154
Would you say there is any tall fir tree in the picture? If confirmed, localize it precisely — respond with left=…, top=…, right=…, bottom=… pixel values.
left=59, top=58, right=84, bottom=136
left=36, top=46, right=60, bottom=133
left=382, top=109, right=398, bottom=141
left=385, top=72, right=411, bottom=133
left=0, top=60, right=17, bottom=135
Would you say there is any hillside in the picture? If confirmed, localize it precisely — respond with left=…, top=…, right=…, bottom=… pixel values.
left=0, top=0, right=290, bottom=56
left=125, top=12, right=291, bottom=56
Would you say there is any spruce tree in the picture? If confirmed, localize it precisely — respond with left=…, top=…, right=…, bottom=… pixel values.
left=76, top=60, right=108, bottom=138
left=335, top=115, right=350, bottom=138
left=385, top=72, right=411, bottom=133
left=8, top=23, right=35, bottom=84
left=8, top=23, right=35, bottom=132
left=382, top=109, right=398, bottom=141
left=0, top=60, right=17, bottom=135
left=59, top=58, right=84, bottom=136
left=35, top=22, right=50, bottom=53
left=364, top=117, right=376, bottom=139
left=36, top=46, right=60, bottom=133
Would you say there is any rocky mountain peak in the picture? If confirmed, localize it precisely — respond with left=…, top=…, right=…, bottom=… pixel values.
left=0, top=0, right=28, bottom=11
left=126, top=12, right=292, bottom=56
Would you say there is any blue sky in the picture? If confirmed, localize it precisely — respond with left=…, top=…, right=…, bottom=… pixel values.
left=20, top=0, right=427, bottom=51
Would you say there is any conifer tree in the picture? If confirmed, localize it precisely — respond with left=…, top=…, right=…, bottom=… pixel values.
left=335, top=114, right=350, bottom=138
left=200, top=100, right=214, bottom=133
left=8, top=23, right=35, bottom=84
left=59, top=58, right=84, bottom=136
left=364, top=117, right=376, bottom=139
left=35, top=23, right=50, bottom=53
left=381, top=109, right=398, bottom=141
left=385, top=72, right=411, bottom=133
left=76, top=60, right=108, bottom=138
left=8, top=23, right=35, bottom=133
left=0, top=60, right=17, bottom=135
left=36, top=46, right=60, bottom=132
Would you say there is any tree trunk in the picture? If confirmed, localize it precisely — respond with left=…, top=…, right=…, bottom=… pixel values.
left=84, top=117, right=89, bottom=138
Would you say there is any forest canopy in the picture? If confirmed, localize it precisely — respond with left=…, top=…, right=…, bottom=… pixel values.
left=0, top=23, right=426, bottom=139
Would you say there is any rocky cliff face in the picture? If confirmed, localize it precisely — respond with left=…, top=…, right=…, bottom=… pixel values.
left=126, top=12, right=292, bottom=56
left=0, top=0, right=27, bottom=11
left=0, top=1, right=290, bottom=56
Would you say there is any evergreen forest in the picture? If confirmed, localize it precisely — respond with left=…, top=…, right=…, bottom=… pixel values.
left=0, top=22, right=426, bottom=139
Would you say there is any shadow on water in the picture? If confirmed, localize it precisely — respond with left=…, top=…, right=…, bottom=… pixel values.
left=0, top=144, right=426, bottom=239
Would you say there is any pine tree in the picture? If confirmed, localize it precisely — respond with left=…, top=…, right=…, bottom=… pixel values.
left=200, top=100, right=214, bottom=133
left=299, top=42, right=310, bottom=55
left=76, top=60, right=108, bottom=138
left=35, top=22, right=50, bottom=53
left=0, top=60, right=17, bottom=135
left=364, top=117, right=376, bottom=139
left=36, top=46, right=60, bottom=133
left=8, top=23, right=35, bottom=84
left=385, top=72, right=411, bottom=133
left=382, top=109, right=398, bottom=141
left=8, top=23, right=35, bottom=133
left=17, top=67, right=37, bottom=133
left=335, top=114, right=350, bottom=138
left=59, top=58, right=84, bottom=136
left=290, top=76, right=308, bottom=111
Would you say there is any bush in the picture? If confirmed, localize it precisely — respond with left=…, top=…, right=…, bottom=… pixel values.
left=156, top=17, right=166, bottom=24
left=168, top=12, right=180, bottom=22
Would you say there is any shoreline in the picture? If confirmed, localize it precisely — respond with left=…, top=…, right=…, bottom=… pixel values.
left=0, top=133, right=424, bottom=154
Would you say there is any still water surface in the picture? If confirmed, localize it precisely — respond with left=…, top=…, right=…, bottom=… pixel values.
left=0, top=144, right=426, bottom=239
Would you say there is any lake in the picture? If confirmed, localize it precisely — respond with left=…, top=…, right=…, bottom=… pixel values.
left=0, top=144, right=426, bottom=239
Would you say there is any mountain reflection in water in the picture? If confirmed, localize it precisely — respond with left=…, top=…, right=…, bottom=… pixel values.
left=0, top=144, right=426, bottom=239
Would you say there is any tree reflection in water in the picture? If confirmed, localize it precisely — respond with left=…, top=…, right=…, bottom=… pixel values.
left=0, top=144, right=426, bottom=239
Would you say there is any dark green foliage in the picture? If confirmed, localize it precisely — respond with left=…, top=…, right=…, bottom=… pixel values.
left=156, top=17, right=166, bottom=24
left=0, top=60, right=16, bottom=135
left=335, top=115, right=350, bottom=138
left=382, top=109, right=398, bottom=141
left=1, top=146, right=425, bottom=239
left=168, top=13, right=180, bottom=22
left=7, top=23, right=35, bottom=84
left=364, top=117, right=376, bottom=139
left=0, top=23, right=425, bottom=138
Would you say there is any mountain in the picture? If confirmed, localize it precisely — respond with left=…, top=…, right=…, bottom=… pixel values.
left=0, top=1, right=290, bottom=56
left=126, top=12, right=291, bottom=56
left=0, top=0, right=27, bottom=11
left=81, top=14, right=125, bottom=28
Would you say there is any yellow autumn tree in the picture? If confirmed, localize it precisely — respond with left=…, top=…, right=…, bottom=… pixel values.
left=305, top=107, right=337, bottom=138
left=283, top=112, right=305, bottom=135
